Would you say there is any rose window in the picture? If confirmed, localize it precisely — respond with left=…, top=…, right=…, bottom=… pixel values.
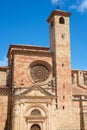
left=30, top=65, right=49, bottom=82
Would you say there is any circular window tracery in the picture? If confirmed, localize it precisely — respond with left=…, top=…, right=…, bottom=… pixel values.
left=28, top=60, right=52, bottom=84
left=30, top=64, right=49, bottom=82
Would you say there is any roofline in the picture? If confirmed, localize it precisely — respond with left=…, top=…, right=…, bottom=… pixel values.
left=47, top=10, right=71, bottom=23
left=7, top=44, right=49, bottom=58
left=72, top=69, right=87, bottom=72
left=0, top=66, right=9, bottom=70
left=9, top=50, right=53, bottom=58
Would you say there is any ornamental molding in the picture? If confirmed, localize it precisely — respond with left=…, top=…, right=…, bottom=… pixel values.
left=30, top=65, right=50, bottom=83
left=0, top=88, right=11, bottom=96
left=8, top=49, right=53, bottom=58
left=13, top=86, right=55, bottom=98
left=28, top=60, right=52, bottom=85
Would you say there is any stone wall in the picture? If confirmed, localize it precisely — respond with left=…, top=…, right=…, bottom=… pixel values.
left=0, top=95, right=8, bottom=130
left=0, top=69, right=7, bottom=86
left=12, top=53, right=52, bottom=87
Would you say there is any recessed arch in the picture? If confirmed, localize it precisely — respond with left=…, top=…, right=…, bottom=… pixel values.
left=83, top=76, right=87, bottom=86
left=24, top=104, right=48, bottom=117
left=31, top=109, right=41, bottom=115
left=59, top=17, right=65, bottom=24
left=72, top=74, right=75, bottom=85
left=31, top=124, right=41, bottom=130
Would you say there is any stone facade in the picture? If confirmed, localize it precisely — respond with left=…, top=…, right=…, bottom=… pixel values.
left=0, top=10, right=87, bottom=130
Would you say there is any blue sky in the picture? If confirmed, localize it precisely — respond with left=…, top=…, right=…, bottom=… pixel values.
left=0, top=0, right=87, bottom=70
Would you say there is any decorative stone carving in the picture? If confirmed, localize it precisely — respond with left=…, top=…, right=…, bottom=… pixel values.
left=30, top=65, right=49, bottom=82
left=0, top=88, right=11, bottom=96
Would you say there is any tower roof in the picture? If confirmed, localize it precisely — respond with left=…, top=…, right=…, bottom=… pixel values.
left=47, top=10, right=71, bottom=23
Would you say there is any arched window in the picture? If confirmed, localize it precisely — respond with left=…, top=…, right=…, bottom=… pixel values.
left=83, top=76, right=87, bottom=86
left=31, top=109, right=41, bottom=115
left=72, top=74, right=75, bottom=85
left=51, top=21, right=53, bottom=27
left=59, top=17, right=65, bottom=24
left=31, top=124, right=41, bottom=130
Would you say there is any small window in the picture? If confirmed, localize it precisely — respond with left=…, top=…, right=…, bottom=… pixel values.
left=62, top=63, right=64, bottom=67
left=72, top=74, right=75, bottom=85
left=59, top=17, right=65, bottom=24
left=31, top=124, right=41, bottom=130
left=63, top=106, right=65, bottom=110
left=63, top=95, right=65, bottom=100
left=61, top=34, right=65, bottom=39
left=83, top=76, right=87, bottom=86
left=63, top=84, right=65, bottom=88
left=31, top=109, right=41, bottom=115
left=51, top=21, right=53, bottom=27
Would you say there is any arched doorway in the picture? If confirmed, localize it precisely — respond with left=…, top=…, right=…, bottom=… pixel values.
left=31, top=124, right=41, bottom=130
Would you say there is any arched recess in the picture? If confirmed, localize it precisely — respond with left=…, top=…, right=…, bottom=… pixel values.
left=72, top=74, right=75, bottom=85
left=31, top=124, right=41, bottom=130
left=31, top=109, right=41, bottom=115
left=83, top=76, right=87, bottom=86
left=24, top=104, right=48, bottom=117
left=59, top=17, right=65, bottom=24
left=24, top=105, right=48, bottom=130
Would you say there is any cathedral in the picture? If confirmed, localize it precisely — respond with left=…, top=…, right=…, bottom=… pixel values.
left=0, top=9, right=87, bottom=130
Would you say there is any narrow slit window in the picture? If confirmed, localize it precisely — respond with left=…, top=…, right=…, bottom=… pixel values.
left=63, top=106, right=65, bottom=110
left=83, top=76, right=87, bottom=86
left=72, top=74, right=75, bottom=85
left=51, top=21, right=53, bottom=27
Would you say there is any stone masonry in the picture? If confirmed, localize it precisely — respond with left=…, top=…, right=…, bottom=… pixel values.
left=0, top=10, right=87, bottom=130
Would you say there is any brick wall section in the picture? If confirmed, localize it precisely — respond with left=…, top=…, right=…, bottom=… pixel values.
left=48, top=11, right=74, bottom=129
left=0, top=96, right=8, bottom=130
left=13, top=53, right=52, bottom=87
left=0, top=70, right=7, bottom=86
left=0, top=66, right=10, bottom=130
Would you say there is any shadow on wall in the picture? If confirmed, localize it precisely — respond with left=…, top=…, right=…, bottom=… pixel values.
left=4, top=89, right=12, bottom=130
left=80, top=96, right=85, bottom=130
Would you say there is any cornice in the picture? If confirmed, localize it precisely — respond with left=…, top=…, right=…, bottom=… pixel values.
left=11, top=50, right=53, bottom=57
left=13, top=95, right=56, bottom=100
left=0, top=87, right=12, bottom=96
left=47, top=10, right=71, bottom=23
left=7, top=44, right=49, bottom=58
left=0, top=85, right=8, bottom=88
left=72, top=69, right=87, bottom=72
left=0, top=66, right=9, bottom=71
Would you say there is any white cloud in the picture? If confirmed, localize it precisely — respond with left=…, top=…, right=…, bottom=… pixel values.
left=0, top=57, right=8, bottom=66
left=70, top=5, right=77, bottom=9
left=70, top=0, right=87, bottom=12
left=78, top=0, right=87, bottom=12
left=51, top=0, right=58, bottom=4
left=51, top=0, right=87, bottom=13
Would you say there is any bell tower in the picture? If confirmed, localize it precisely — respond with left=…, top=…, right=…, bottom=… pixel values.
left=47, top=10, right=74, bottom=129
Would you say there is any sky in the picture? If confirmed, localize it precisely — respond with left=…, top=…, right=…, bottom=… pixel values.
left=0, top=0, right=87, bottom=70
